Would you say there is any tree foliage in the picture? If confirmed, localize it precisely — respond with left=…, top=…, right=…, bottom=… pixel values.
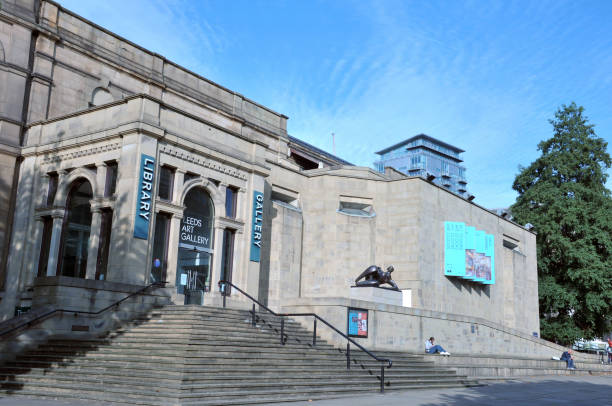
left=511, top=103, right=612, bottom=344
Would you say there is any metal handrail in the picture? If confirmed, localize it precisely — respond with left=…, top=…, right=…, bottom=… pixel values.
left=218, top=280, right=392, bottom=392
left=0, top=281, right=167, bottom=338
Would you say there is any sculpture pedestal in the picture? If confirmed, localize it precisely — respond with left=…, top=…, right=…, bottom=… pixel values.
left=350, top=286, right=403, bottom=306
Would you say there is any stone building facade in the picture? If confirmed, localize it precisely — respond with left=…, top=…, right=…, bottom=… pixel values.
left=0, top=1, right=541, bottom=353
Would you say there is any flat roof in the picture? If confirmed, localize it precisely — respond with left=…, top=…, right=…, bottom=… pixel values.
left=375, top=134, right=465, bottom=155
left=288, top=136, right=353, bottom=166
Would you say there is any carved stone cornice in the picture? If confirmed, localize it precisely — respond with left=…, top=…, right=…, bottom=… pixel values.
left=154, top=199, right=185, bottom=217
left=159, top=145, right=248, bottom=181
left=215, top=217, right=245, bottom=233
left=42, top=142, right=122, bottom=164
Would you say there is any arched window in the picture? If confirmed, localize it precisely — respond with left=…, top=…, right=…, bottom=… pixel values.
left=175, top=187, right=214, bottom=304
left=58, top=179, right=93, bottom=278
left=90, top=87, right=113, bottom=107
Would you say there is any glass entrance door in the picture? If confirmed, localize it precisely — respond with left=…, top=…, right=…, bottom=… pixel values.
left=176, top=186, right=214, bottom=305
left=176, top=247, right=211, bottom=305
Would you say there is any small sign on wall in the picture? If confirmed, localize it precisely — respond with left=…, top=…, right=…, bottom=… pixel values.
left=347, top=307, right=369, bottom=338
left=250, top=191, right=264, bottom=262
left=134, top=154, right=156, bottom=239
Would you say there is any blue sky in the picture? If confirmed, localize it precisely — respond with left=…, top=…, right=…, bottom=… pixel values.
left=58, top=0, right=612, bottom=209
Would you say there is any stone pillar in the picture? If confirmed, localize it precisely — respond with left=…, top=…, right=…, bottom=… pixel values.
left=95, top=162, right=108, bottom=197
left=218, top=183, right=228, bottom=217
left=85, top=205, right=102, bottom=279
left=107, top=130, right=159, bottom=285
left=237, top=187, right=247, bottom=220
left=38, top=174, right=50, bottom=207
left=27, top=216, right=46, bottom=285
left=172, top=169, right=185, bottom=205
left=46, top=209, right=65, bottom=276
left=165, top=212, right=183, bottom=288
left=210, top=224, right=225, bottom=290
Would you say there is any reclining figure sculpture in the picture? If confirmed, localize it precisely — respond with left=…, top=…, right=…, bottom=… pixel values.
left=355, top=265, right=399, bottom=291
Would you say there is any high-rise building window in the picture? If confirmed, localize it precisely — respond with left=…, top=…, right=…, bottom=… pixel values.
left=225, top=186, right=238, bottom=218
left=158, top=166, right=175, bottom=201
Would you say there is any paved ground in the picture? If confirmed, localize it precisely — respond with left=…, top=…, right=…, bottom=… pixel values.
left=0, top=375, right=610, bottom=405
left=264, top=375, right=612, bottom=406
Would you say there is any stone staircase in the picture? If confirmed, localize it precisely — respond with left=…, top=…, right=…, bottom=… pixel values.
left=425, top=352, right=612, bottom=381
left=0, top=305, right=479, bottom=405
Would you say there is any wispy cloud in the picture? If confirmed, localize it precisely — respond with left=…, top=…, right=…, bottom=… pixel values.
left=57, top=0, right=612, bottom=208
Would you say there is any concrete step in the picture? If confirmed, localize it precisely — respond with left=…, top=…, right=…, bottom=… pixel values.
left=0, top=303, right=479, bottom=406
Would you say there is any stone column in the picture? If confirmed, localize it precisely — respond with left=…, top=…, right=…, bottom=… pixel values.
left=106, top=130, right=159, bottom=285
left=172, top=169, right=185, bottom=205
left=218, top=183, right=228, bottom=217
left=46, top=209, right=66, bottom=276
left=165, top=212, right=183, bottom=288
left=95, top=162, right=108, bottom=197
left=27, top=216, right=46, bottom=284
left=210, top=224, right=225, bottom=290
left=38, top=174, right=50, bottom=207
left=85, top=205, right=102, bottom=279
left=237, top=187, right=247, bottom=220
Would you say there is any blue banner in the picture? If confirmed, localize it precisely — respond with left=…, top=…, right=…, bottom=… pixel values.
left=250, top=191, right=264, bottom=262
left=134, top=154, right=155, bottom=239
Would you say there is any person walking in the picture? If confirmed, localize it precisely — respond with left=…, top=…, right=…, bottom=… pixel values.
left=425, top=337, right=450, bottom=356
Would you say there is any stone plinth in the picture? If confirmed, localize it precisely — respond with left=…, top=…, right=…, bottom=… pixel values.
left=349, top=286, right=402, bottom=306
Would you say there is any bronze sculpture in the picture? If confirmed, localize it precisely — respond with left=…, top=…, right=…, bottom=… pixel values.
left=355, top=265, right=399, bottom=291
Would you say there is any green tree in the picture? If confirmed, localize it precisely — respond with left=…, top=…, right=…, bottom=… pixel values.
left=511, top=103, right=612, bottom=345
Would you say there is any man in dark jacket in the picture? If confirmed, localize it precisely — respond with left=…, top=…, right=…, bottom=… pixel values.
left=561, top=349, right=576, bottom=369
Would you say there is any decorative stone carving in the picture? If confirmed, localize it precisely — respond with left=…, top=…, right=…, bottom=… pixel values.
left=42, top=142, right=122, bottom=164
left=160, top=145, right=247, bottom=180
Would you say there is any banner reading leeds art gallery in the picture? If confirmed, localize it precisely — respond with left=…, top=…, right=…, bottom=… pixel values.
left=444, top=221, right=495, bottom=285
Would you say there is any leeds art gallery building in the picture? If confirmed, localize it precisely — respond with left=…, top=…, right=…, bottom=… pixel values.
left=0, top=0, right=545, bottom=355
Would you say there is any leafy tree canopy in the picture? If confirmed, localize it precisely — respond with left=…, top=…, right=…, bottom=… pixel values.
left=511, top=102, right=612, bottom=345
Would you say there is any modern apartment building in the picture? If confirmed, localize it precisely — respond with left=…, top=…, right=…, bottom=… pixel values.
left=374, top=134, right=468, bottom=197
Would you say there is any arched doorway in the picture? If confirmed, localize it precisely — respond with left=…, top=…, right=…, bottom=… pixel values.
left=177, top=187, right=214, bottom=305
left=58, top=179, right=93, bottom=278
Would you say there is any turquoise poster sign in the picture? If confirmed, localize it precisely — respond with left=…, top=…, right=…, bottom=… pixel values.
left=444, top=222, right=494, bottom=285
left=483, top=234, right=496, bottom=284
left=444, top=222, right=465, bottom=276
left=473, top=230, right=486, bottom=282
left=463, top=226, right=476, bottom=280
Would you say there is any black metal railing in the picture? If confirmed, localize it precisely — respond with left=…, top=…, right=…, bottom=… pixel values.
left=0, top=281, right=167, bottom=339
left=218, top=280, right=392, bottom=392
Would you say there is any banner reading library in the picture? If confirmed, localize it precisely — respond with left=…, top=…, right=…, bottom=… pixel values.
left=444, top=222, right=495, bottom=284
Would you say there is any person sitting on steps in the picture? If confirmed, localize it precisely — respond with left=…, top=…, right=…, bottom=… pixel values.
left=425, top=337, right=450, bottom=356
left=560, top=349, right=576, bottom=369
